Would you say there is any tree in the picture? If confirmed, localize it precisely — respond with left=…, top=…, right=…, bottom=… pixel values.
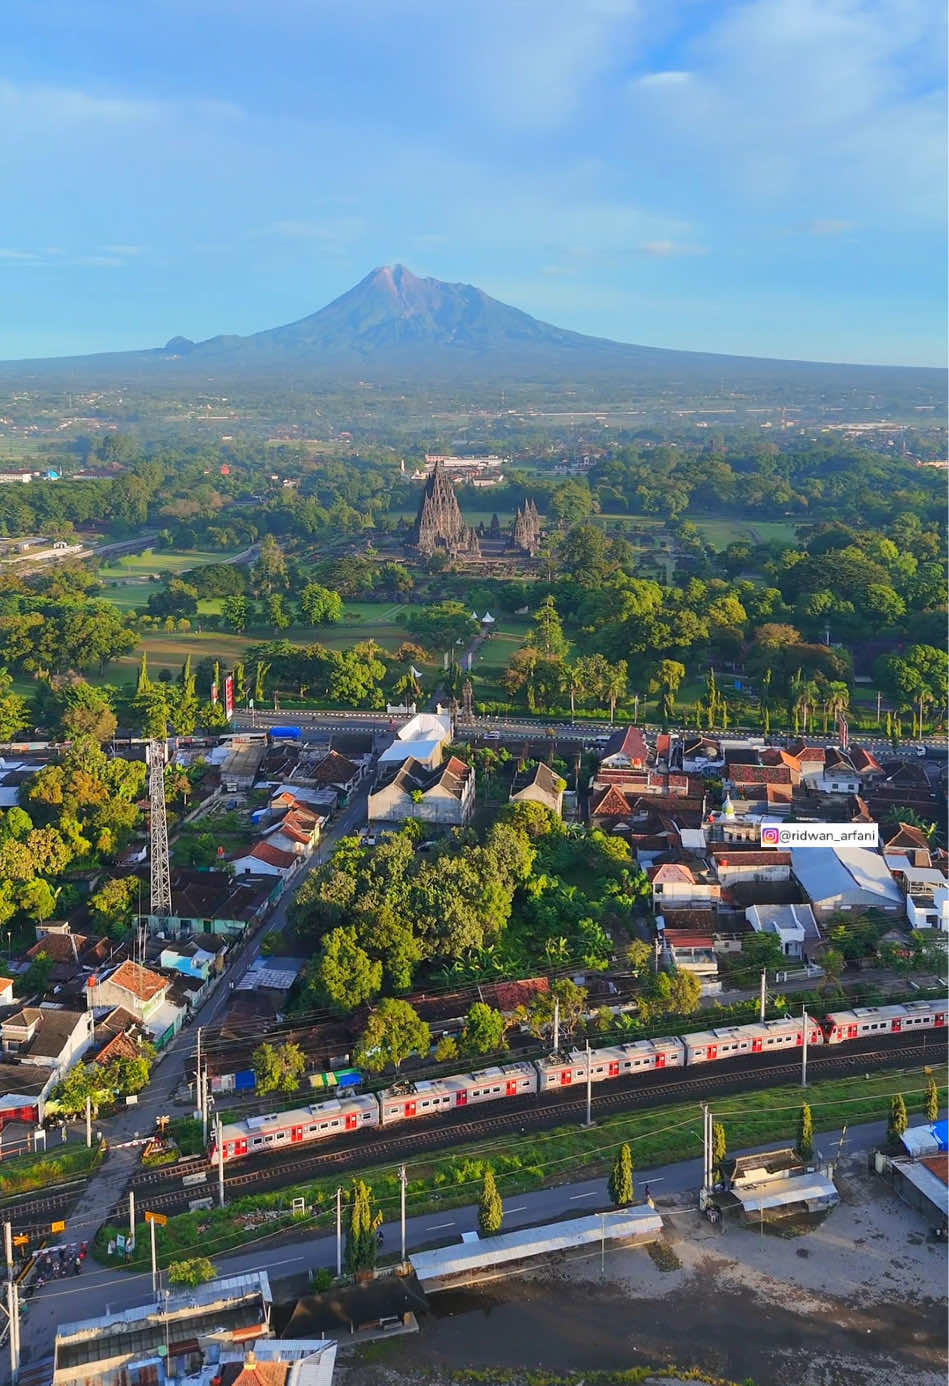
left=89, top=876, right=138, bottom=937
left=478, top=1167, right=504, bottom=1237
left=221, top=595, right=250, bottom=633
left=460, top=1002, right=506, bottom=1057
left=252, top=535, right=290, bottom=595
left=407, top=602, right=479, bottom=654
left=345, top=1179, right=382, bottom=1273
left=52, top=1061, right=99, bottom=1118
left=314, top=927, right=382, bottom=1012
left=626, top=939, right=654, bottom=977
left=266, top=593, right=291, bottom=630
left=529, top=596, right=568, bottom=659
left=434, top=1035, right=459, bottom=1063
left=712, top=1121, right=727, bottom=1180
left=0, top=670, right=27, bottom=740
left=608, top=1142, right=635, bottom=1206
left=651, top=660, right=685, bottom=723
left=353, top=999, right=431, bottom=1074
left=56, top=680, right=117, bottom=742
left=252, top=1041, right=307, bottom=1095
left=797, top=1103, right=814, bottom=1162
left=887, top=1093, right=908, bottom=1144
left=168, top=1257, right=218, bottom=1287
left=526, top=978, right=588, bottom=1042
left=926, top=1075, right=940, bottom=1124
left=300, top=583, right=344, bottom=626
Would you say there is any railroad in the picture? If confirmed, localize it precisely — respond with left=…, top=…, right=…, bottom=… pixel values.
left=114, top=1036, right=940, bottom=1218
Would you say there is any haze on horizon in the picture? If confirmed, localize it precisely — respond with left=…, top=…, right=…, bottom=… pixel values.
left=2, top=0, right=946, bottom=368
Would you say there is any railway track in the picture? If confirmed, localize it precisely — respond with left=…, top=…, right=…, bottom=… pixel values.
left=117, top=1039, right=940, bottom=1217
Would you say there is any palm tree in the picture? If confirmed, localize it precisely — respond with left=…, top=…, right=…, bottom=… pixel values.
left=604, top=661, right=628, bottom=725
left=822, top=681, right=850, bottom=735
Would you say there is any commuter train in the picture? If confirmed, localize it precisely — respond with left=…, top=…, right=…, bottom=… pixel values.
left=210, top=998, right=946, bottom=1163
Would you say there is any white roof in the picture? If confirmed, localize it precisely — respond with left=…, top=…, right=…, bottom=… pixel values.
left=397, top=711, right=452, bottom=742
left=0, top=788, right=19, bottom=806
left=410, top=1207, right=661, bottom=1286
left=481, top=611, right=495, bottom=622
left=791, top=847, right=903, bottom=905
left=678, top=828, right=707, bottom=851
left=892, top=1157, right=949, bottom=1216
left=145, top=999, right=184, bottom=1040
left=379, top=736, right=443, bottom=765
left=736, top=1172, right=839, bottom=1214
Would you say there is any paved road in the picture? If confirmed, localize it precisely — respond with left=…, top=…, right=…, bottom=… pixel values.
left=12, top=1115, right=904, bottom=1365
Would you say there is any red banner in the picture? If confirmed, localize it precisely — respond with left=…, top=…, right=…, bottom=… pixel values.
left=210, top=681, right=218, bottom=705
left=224, top=674, right=235, bottom=720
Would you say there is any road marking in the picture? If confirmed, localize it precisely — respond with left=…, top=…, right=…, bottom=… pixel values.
left=569, top=1191, right=597, bottom=1200
left=506, top=1205, right=528, bottom=1213
left=426, top=1221, right=455, bottom=1230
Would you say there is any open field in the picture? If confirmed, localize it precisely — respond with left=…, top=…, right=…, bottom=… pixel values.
left=97, top=548, right=242, bottom=611
left=469, top=620, right=532, bottom=707
left=689, top=515, right=801, bottom=548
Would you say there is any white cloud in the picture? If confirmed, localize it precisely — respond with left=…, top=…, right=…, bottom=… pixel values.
left=262, top=217, right=366, bottom=255
left=638, top=239, right=707, bottom=256
left=0, top=79, right=242, bottom=136
left=632, top=70, right=691, bottom=87
left=101, top=243, right=146, bottom=255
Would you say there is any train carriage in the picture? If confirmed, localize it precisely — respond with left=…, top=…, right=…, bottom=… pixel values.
left=535, top=1036, right=685, bottom=1090
left=823, top=1000, right=947, bottom=1044
left=682, top=1015, right=823, bottom=1065
left=213, top=1093, right=380, bottom=1162
left=379, top=1062, right=537, bottom=1126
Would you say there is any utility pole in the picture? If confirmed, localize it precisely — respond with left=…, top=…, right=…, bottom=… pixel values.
left=583, top=1041, right=594, bottom=1128
left=200, top=1065, right=208, bottom=1148
left=147, top=739, right=172, bottom=927
left=552, top=998, right=560, bottom=1053
left=702, top=1103, right=711, bottom=1195
left=399, top=1165, right=407, bottom=1264
left=85, top=1095, right=92, bottom=1149
left=216, top=1115, right=225, bottom=1208
left=335, top=1187, right=342, bottom=1278
left=3, top=1223, right=11, bottom=1283
left=150, top=1217, right=158, bottom=1296
left=129, top=1190, right=136, bottom=1242
left=801, top=1007, right=809, bottom=1088
left=760, top=969, right=767, bottom=1024
left=6, top=1276, right=18, bottom=1384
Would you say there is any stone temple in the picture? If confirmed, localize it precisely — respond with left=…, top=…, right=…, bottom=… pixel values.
left=512, top=498, right=542, bottom=556
left=410, top=460, right=481, bottom=557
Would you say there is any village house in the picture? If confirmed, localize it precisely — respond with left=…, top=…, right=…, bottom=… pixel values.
left=260, top=805, right=323, bottom=857
left=791, top=845, right=905, bottom=921
left=0, top=1005, right=93, bottom=1073
left=509, top=762, right=565, bottom=817
left=649, top=859, right=722, bottom=913
left=745, top=902, right=823, bottom=959
left=712, top=849, right=793, bottom=887
left=368, top=754, right=475, bottom=828
left=230, top=840, right=300, bottom=883
left=87, top=960, right=184, bottom=1049
left=598, top=725, right=651, bottom=771
left=142, top=868, right=278, bottom=940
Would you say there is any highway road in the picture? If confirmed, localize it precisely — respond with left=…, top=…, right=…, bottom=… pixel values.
left=11, top=1114, right=910, bottom=1365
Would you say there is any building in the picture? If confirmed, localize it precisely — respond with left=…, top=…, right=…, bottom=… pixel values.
left=649, top=860, right=721, bottom=912
left=368, top=754, right=475, bottom=828
left=231, top=841, right=300, bottom=881
left=890, top=1153, right=949, bottom=1230
left=409, top=1207, right=661, bottom=1291
left=410, top=459, right=480, bottom=557
left=52, top=1273, right=278, bottom=1386
left=143, top=868, right=279, bottom=940
left=791, top=846, right=905, bottom=921
left=0, top=1006, right=93, bottom=1073
left=599, top=726, right=650, bottom=771
left=712, top=849, right=792, bottom=886
left=87, top=961, right=183, bottom=1049
left=509, top=762, right=564, bottom=817
left=511, top=498, right=542, bottom=556
left=745, top=902, right=822, bottom=958
left=906, top=880, right=949, bottom=932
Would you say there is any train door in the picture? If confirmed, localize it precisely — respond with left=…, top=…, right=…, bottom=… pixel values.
left=608, top=1061, right=620, bottom=1077
left=291, top=1125, right=304, bottom=1143
left=891, top=1017, right=902, bottom=1033
left=456, top=1090, right=468, bottom=1106
left=847, top=1023, right=858, bottom=1039
left=506, top=1079, right=518, bottom=1097
left=655, top=1051, right=666, bottom=1069
left=936, top=1012, right=945, bottom=1028
left=752, top=1037, right=763, bottom=1053
left=560, top=1069, right=572, bottom=1086
left=345, top=1112, right=358, bottom=1130
left=235, top=1138, right=248, bottom=1158
left=707, top=1045, right=717, bottom=1060
left=405, top=1101, right=417, bottom=1118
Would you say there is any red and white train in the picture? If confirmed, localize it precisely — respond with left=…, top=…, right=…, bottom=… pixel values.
left=210, top=998, right=946, bottom=1163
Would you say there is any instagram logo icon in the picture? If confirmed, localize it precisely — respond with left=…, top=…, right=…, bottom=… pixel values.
left=761, top=826, right=781, bottom=847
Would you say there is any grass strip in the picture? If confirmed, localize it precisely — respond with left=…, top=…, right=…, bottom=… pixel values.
left=97, top=1063, right=943, bottom=1273
left=0, top=1143, right=103, bottom=1196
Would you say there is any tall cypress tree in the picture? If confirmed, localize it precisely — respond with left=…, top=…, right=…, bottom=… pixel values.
left=478, top=1168, right=504, bottom=1237
left=345, top=1180, right=380, bottom=1273
left=712, top=1122, right=728, bottom=1180
left=926, top=1076, right=940, bottom=1125
left=887, top=1094, right=908, bottom=1144
left=797, top=1103, right=814, bottom=1161
left=608, top=1143, right=635, bottom=1206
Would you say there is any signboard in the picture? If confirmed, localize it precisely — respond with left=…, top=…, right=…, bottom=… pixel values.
left=13, top=1235, right=28, bottom=1248
left=144, top=1211, right=168, bottom=1227
left=116, top=1233, right=126, bottom=1252
left=224, top=674, right=235, bottom=720
left=51, top=1220, right=66, bottom=1234
left=291, top=1197, right=306, bottom=1218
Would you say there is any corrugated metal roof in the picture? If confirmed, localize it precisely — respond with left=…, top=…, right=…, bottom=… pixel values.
left=737, top=1173, right=839, bottom=1214
left=410, top=1208, right=661, bottom=1286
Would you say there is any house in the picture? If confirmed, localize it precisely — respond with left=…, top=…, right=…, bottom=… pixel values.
left=23, top=930, right=112, bottom=987
left=267, top=785, right=338, bottom=818
left=142, top=868, right=279, bottom=940
left=746, top=903, right=822, bottom=959
left=159, top=940, right=218, bottom=982
left=791, top=846, right=905, bottom=921
left=231, top=841, right=300, bottom=881
left=660, top=931, right=720, bottom=983
left=883, top=823, right=934, bottom=860
left=510, top=762, right=565, bottom=817
left=368, top=755, right=475, bottom=828
left=649, top=860, right=721, bottom=913
left=906, top=881, right=949, bottom=932
left=712, top=849, right=792, bottom=887
left=849, top=746, right=884, bottom=778
left=598, top=726, right=650, bottom=770
left=0, top=1006, right=93, bottom=1072
left=308, top=749, right=365, bottom=797
left=681, top=735, right=723, bottom=773
left=92, top=1006, right=149, bottom=1065
left=87, top=960, right=184, bottom=1049
left=261, top=806, right=323, bottom=857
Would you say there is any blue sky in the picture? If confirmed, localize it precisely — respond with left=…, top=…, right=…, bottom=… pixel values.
left=1, top=0, right=945, bottom=365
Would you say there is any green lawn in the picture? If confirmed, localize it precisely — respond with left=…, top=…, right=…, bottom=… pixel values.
left=98, top=549, right=243, bottom=612
left=469, top=620, right=532, bottom=707
left=688, top=516, right=801, bottom=549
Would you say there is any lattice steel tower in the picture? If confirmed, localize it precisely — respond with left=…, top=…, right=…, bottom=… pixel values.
left=148, top=739, right=172, bottom=920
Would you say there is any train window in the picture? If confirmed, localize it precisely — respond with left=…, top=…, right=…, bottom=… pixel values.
left=307, top=1124, right=317, bottom=1133
left=252, top=1137, right=263, bottom=1147
left=275, top=1131, right=287, bottom=1141
left=493, top=1086, right=501, bottom=1093
left=331, top=1119, right=339, bottom=1127
left=363, top=1112, right=373, bottom=1120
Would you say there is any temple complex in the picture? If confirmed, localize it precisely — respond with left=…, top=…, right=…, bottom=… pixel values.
left=512, top=498, right=542, bottom=555
left=410, top=460, right=481, bottom=557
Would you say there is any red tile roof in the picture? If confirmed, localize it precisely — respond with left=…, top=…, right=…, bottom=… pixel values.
left=712, top=850, right=792, bottom=867
left=247, top=841, right=296, bottom=869
left=105, top=960, right=167, bottom=1003
left=730, top=764, right=793, bottom=785
left=600, top=725, right=649, bottom=766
